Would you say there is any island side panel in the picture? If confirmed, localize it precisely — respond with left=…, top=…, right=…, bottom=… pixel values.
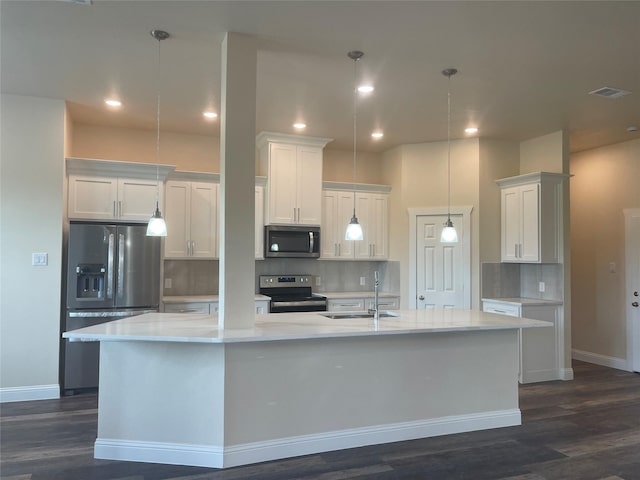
left=95, top=341, right=226, bottom=467
left=222, top=329, right=520, bottom=464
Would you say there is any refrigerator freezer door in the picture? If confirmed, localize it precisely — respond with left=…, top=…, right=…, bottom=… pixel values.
left=66, top=223, right=117, bottom=310
left=115, top=225, right=160, bottom=308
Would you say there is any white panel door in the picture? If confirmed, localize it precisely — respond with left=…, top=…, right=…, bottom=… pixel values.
left=416, top=214, right=465, bottom=309
left=268, top=143, right=297, bottom=224
left=118, top=178, right=159, bottom=221
left=164, top=181, right=190, bottom=258
left=296, top=145, right=322, bottom=225
left=190, top=182, right=218, bottom=258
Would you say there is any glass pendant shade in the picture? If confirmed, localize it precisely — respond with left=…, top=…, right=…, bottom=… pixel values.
left=440, top=218, right=458, bottom=243
left=345, top=214, right=364, bottom=241
left=146, top=203, right=167, bottom=237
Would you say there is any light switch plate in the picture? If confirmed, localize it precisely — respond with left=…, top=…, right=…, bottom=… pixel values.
left=164, top=278, right=172, bottom=289
left=538, top=281, right=545, bottom=293
left=32, top=252, right=48, bottom=266
left=360, top=276, right=366, bottom=286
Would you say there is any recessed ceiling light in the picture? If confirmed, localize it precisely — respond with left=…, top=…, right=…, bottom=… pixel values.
left=371, top=132, right=384, bottom=139
left=203, top=111, right=218, bottom=119
left=104, top=99, right=122, bottom=107
left=465, top=127, right=478, bottom=134
left=293, top=123, right=306, bottom=129
left=358, top=85, right=374, bottom=93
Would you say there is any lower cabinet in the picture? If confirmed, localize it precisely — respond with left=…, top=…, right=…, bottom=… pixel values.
left=482, top=300, right=560, bottom=384
left=164, top=300, right=270, bottom=314
left=327, top=296, right=399, bottom=312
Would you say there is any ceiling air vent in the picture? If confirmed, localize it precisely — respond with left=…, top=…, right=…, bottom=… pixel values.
left=588, top=86, right=631, bottom=99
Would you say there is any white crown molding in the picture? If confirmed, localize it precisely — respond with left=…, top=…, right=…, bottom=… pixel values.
left=256, top=131, right=333, bottom=150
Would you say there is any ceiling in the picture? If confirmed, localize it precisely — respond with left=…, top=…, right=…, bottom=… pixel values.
left=1, top=1, right=639, bottom=153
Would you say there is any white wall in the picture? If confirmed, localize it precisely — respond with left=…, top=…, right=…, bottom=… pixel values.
left=1, top=94, right=65, bottom=401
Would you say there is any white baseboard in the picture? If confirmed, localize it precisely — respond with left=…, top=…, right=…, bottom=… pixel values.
left=572, top=349, right=629, bottom=371
left=520, top=368, right=573, bottom=384
left=95, top=408, right=521, bottom=469
left=0, top=384, right=60, bottom=403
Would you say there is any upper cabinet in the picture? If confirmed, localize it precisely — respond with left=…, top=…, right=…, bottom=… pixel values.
left=164, top=179, right=219, bottom=259
left=321, top=185, right=390, bottom=260
left=257, top=132, right=332, bottom=226
left=66, top=158, right=174, bottom=222
left=497, top=172, right=568, bottom=263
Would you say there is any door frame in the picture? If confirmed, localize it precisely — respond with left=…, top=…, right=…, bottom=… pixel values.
left=408, top=206, right=473, bottom=309
left=624, top=208, right=640, bottom=372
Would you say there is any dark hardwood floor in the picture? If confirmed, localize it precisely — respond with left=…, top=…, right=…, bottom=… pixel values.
left=2, top=361, right=639, bottom=480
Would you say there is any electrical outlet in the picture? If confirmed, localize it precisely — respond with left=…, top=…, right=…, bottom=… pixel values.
left=360, top=276, right=366, bottom=286
left=609, top=262, right=617, bottom=273
left=32, top=252, right=48, bottom=266
left=164, top=278, right=172, bottom=289
left=315, top=276, right=321, bottom=286
left=538, top=281, right=545, bottom=293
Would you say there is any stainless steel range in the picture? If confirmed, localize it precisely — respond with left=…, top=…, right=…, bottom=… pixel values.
left=259, top=275, right=327, bottom=313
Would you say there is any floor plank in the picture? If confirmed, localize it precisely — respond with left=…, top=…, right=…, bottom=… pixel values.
left=1, top=361, right=639, bottom=479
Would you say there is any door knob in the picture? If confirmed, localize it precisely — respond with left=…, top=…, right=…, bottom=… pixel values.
left=418, top=295, right=425, bottom=300
left=633, top=302, right=639, bottom=308
left=634, top=291, right=638, bottom=297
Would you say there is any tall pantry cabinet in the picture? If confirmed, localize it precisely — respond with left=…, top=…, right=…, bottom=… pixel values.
left=257, top=132, right=332, bottom=226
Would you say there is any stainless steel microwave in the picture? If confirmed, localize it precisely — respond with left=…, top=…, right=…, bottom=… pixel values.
left=264, top=225, right=320, bottom=258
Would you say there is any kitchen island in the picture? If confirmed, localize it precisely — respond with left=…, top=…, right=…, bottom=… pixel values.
left=64, top=309, right=550, bottom=469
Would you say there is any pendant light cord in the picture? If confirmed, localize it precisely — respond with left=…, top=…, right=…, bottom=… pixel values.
left=155, top=34, right=161, bottom=207
left=446, top=73, right=451, bottom=220
left=352, top=56, right=358, bottom=215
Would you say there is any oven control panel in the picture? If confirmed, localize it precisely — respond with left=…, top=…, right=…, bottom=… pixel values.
left=259, top=275, right=312, bottom=289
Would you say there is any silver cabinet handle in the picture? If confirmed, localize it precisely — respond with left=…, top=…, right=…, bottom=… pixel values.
left=338, top=243, right=341, bottom=256
left=298, top=207, right=301, bottom=223
left=191, top=241, right=196, bottom=256
left=334, top=243, right=338, bottom=257
left=113, top=201, right=117, bottom=217
left=118, top=201, right=122, bottom=218
left=418, top=295, right=425, bottom=300
left=514, top=244, right=518, bottom=258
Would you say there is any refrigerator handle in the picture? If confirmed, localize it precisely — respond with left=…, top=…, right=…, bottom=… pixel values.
left=106, top=233, right=115, bottom=299
left=117, top=233, right=125, bottom=299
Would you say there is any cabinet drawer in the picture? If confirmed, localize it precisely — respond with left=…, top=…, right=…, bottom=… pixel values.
left=482, top=301, right=520, bottom=317
left=327, top=298, right=366, bottom=312
left=163, top=302, right=210, bottom=314
left=366, top=297, right=400, bottom=310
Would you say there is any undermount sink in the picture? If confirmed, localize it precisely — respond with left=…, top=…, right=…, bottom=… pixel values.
left=320, top=311, right=400, bottom=320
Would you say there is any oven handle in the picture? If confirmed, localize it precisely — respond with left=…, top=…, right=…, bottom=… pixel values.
left=309, top=231, right=314, bottom=254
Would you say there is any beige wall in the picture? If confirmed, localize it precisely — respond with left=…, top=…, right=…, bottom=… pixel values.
left=381, top=138, right=481, bottom=308
left=323, top=149, right=384, bottom=184
left=520, top=131, right=566, bottom=174
left=71, top=123, right=220, bottom=172
left=571, top=138, right=640, bottom=361
left=1, top=94, right=65, bottom=396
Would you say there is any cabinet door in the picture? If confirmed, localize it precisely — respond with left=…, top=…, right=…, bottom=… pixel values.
left=268, top=143, right=297, bottom=224
left=366, top=296, right=399, bottom=311
left=68, top=175, right=118, bottom=220
left=118, top=178, right=160, bottom=221
left=501, top=186, right=521, bottom=262
left=321, top=191, right=340, bottom=258
left=164, top=302, right=209, bottom=314
left=354, top=194, right=373, bottom=258
left=255, top=186, right=264, bottom=259
left=210, top=302, right=219, bottom=314
left=369, top=193, right=388, bottom=259
left=164, top=181, right=191, bottom=258
left=255, top=300, right=270, bottom=314
left=190, top=182, right=218, bottom=258
left=519, top=184, right=540, bottom=262
left=296, top=145, right=322, bottom=225
left=520, top=305, right=558, bottom=382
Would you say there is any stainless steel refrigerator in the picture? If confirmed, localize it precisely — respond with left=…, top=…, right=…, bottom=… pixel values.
left=61, top=222, right=161, bottom=393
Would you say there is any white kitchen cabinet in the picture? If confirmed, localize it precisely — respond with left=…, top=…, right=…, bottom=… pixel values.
left=163, top=302, right=210, bottom=314
left=321, top=188, right=389, bottom=260
left=482, top=299, right=561, bottom=383
left=327, top=295, right=400, bottom=312
left=66, top=158, right=174, bottom=222
left=255, top=185, right=265, bottom=259
left=255, top=299, right=270, bottom=314
left=497, top=172, right=566, bottom=263
left=257, top=132, right=332, bottom=226
left=68, top=175, right=161, bottom=221
left=164, top=181, right=218, bottom=259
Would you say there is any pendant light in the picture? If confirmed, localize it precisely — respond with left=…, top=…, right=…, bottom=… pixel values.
left=146, top=29, right=169, bottom=237
left=440, top=68, right=458, bottom=243
left=345, top=50, right=364, bottom=241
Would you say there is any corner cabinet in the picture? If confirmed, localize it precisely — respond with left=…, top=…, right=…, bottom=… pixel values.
left=497, top=172, right=567, bottom=263
left=66, top=158, right=175, bottom=222
left=257, top=132, right=332, bottom=226
left=321, top=185, right=390, bottom=260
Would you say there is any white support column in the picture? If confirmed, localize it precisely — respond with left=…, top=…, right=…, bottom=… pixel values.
left=218, top=32, right=257, bottom=329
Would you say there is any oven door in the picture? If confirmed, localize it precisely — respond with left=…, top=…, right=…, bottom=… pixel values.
left=269, top=298, right=327, bottom=313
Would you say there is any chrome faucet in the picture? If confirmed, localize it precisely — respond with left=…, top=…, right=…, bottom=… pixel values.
left=368, top=270, right=380, bottom=321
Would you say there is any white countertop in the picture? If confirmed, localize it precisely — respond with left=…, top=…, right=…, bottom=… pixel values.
left=482, top=297, right=563, bottom=306
left=318, top=291, right=400, bottom=299
left=163, top=294, right=270, bottom=303
left=63, top=308, right=551, bottom=344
